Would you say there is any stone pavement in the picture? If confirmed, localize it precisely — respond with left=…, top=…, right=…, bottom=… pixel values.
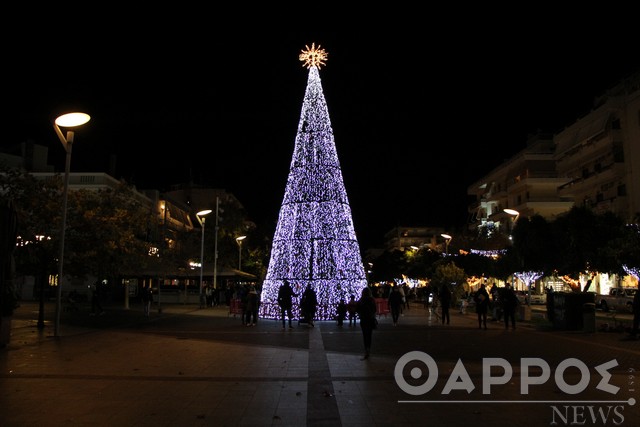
left=1, top=300, right=639, bottom=427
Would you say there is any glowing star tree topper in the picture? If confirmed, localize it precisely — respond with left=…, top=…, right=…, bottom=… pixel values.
left=259, top=44, right=368, bottom=321
left=299, top=43, right=328, bottom=69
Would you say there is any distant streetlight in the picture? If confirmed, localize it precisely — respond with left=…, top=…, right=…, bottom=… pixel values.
left=441, top=233, right=452, bottom=255
left=196, top=209, right=212, bottom=308
left=236, top=235, right=247, bottom=270
left=53, top=112, right=91, bottom=338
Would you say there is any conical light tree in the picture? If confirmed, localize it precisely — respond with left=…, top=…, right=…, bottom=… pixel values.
left=259, top=43, right=368, bottom=321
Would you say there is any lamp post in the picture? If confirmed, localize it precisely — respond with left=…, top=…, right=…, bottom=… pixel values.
left=441, top=233, right=452, bottom=255
left=196, top=209, right=212, bottom=308
left=503, top=208, right=522, bottom=296
left=53, top=112, right=90, bottom=338
left=235, top=235, right=247, bottom=270
left=503, top=208, right=520, bottom=244
left=213, top=197, right=220, bottom=292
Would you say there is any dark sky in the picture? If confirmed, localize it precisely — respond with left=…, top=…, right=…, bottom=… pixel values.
left=4, top=13, right=639, bottom=249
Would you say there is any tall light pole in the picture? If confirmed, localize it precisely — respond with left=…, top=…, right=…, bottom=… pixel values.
left=196, top=209, right=212, bottom=308
left=235, top=235, right=247, bottom=270
left=441, top=233, right=452, bottom=255
left=213, top=197, right=220, bottom=292
left=503, top=208, right=522, bottom=295
left=53, top=112, right=90, bottom=338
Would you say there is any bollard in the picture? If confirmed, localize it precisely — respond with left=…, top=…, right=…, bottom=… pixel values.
left=583, top=303, right=596, bottom=333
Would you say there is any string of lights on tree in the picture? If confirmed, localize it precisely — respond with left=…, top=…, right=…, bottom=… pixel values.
left=623, top=264, right=639, bottom=281
left=513, top=271, right=544, bottom=290
left=259, top=43, right=368, bottom=320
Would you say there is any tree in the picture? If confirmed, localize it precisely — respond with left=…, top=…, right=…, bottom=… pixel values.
left=259, top=45, right=367, bottom=320
left=511, top=214, right=557, bottom=275
left=1, top=164, right=158, bottom=296
left=370, top=249, right=410, bottom=283
left=431, top=261, right=467, bottom=306
left=1, top=165, right=63, bottom=303
left=63, top=184, right=153, bottom=283
left=552, top=206, right=629, bottom=277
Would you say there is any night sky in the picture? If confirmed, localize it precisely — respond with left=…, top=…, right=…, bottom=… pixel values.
left=4, top=12, right=639, bottom=249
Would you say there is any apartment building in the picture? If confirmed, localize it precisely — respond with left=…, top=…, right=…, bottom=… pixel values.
left=468, top=71, right=640, bottom=235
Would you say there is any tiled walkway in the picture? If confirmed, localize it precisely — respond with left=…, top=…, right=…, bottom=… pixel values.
left=1, top=301, right=639, bottom=426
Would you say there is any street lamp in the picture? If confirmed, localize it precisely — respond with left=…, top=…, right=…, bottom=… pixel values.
left=196, top=209, right=212, bottom=308
left=213, top=197, right=221, bottom=292
left=503, top=208, right=522, bottom=295
left=503, top=208, right=520, bottom=239
left=53, top=112, right=90, bottom=338
left=503, top=208, right=520, bottom=222
left=236, top=235, right=247, bottom=270
left=441, top=233, right=452, bottom=255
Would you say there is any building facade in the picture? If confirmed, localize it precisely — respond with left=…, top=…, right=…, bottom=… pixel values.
left=468, top=71, right=640, bottom=236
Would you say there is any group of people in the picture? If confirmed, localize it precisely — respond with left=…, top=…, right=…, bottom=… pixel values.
left=277, top=281, right=377, bottom=360
left=426, top=282, right=520, bottom=330
left=471, top=282, right=520, bottom=330
left=276, top=281, right=318, bottom=328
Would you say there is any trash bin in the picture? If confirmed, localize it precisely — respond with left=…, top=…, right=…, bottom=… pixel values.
left=583, top=303, right=596, bottom=333
left=518, top=304, right=531, bottom=322
left=551, top=292, right=596, bottom=330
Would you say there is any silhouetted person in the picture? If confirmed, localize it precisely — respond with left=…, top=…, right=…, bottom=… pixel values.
left=244, top=286, right=259, bottom=326
left=474, top=284, right=490, bottom=329
left=336, top=298, right=347, bottom=327
left=277, top=280, right=296, bottom=329
left=141, top=284, right=152, bottom=317
left=356, top=287, right=377, bottom=360
left=90, top=280, right=104, bottom=316
left=388, top=285, right=403, bottom=326
left=347, top=294, right=357, bottom=326
left=439, top=284, right=451, bottom=325
left=300, top=284, right=318, bottom=327
left=502, top=283, right=519, bottom=330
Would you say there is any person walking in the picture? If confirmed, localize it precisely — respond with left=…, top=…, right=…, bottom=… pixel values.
left=244, top=286, right=259, bottom=326
left=141, top=284, right=152, bottom=317
left=439, top=284, right=451, bottom=325
left=402, top=284, right=411, bottom=311
left=90, top=280, right=104, bottom=316
left=388, top=285, right=404, bottom=326
left=336, top=298, right=347, bottom=327
left=205, top=286, right=213, bottom=308
left=398, top=284, right=406, bottom=316
left=502, top=283, right=519, bottom=330
left=277, top=280, right=296, bottom=329
left=490, top=284, right=501, bottom=321
left=474, top=283, right=490, bottom=329
left=630, top=282, right=640, bottom=339
left=300, top=284, right=318, bottom=327
left=356, top=287, right=377, bottom=360
left=347, top=294, right=357, bottom=326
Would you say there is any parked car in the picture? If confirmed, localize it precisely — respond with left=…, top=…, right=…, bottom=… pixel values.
left=598, top=287, right=636, bottom=312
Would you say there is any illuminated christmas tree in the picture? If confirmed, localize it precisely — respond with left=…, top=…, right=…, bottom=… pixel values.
left=259, top=43, right=368, bottom=321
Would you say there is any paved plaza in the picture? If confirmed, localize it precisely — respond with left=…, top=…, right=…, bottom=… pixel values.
left=1, top=300, right=639, bottom=426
